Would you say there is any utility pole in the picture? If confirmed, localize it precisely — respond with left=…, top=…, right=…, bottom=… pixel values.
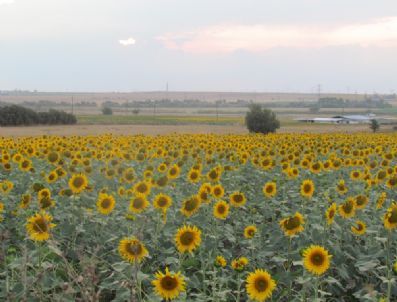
left=317, top=84, right=322, bottom=102
left=71, top=96, right=74, bottom=114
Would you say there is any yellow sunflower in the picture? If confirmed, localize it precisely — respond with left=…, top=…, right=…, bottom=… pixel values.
left=300, top=179, right=314, bottom=198
left=96, top=193, right=116, bottom=215
left=211, top=184, right=225, bottom=199
left=26, top=211, right=56, bottom=241
left=376, top=192, right=387, bottom=210
left=384, top=203, right=397, bottom=230
left=129, top=195, right=149, bottom=213
left=351, top=220, right=366, bottom=235
left=246, top=269, right=276, bottom=302
left=336, top=179, right=348, bottom=195
left=215, top=255, right=227, bottom=267
left=244, top=225, right=258, bottom=239
left=231, top=257, right=249, bottom=271
left=279, top=212, right=305, bottom=237
left=263, top=181, right=277, bottom=198
left=338, top=198, right=356, bottom=219
left=180, top=195, right=201, bottom=217
left=152, top=267, right=186, bottom=301
left=118, top=237, right=148, bottom=263
left=354, top=195, right=368, bottom=210
left=133, top=180, right=151, bottom=197
left=68, top=173, right=88, bottom=194
left=175, top=225, right=201, bottom=253
left=167, top=164, right=181, bottom=179
left=303, top=245, right=332, bottom=276
left=213, top=200, right=230, bottom=220
left=230, top=191, right=247, bottom=207
left=187, top=169, right=201, bottom=183
left=153, top=193, right=172, bottom=212
left=19, top=194, right=31, bottom=209
left=325, top=203, right=337, bottom=225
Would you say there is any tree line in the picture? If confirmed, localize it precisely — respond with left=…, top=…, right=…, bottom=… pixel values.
left=0, top=105, right=76, bottom=126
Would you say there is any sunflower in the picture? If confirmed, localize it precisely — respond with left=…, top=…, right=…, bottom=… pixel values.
left=175, top=225, right=201, bottom=253
left=122, top=168, right=135, bottom=183
left=262, top=182, right=277, bottom=198
left=19, top=158, right=32, bottom=172
left=215, top=255, right=227, bottom=267
left=19, top=194, right=31, bottom=209
left=133, top=180, right=151, bottom=196
left=376, top=192, right=387, bottom=210
left=230, top=191, right=247, bottom=207
left=338, top=198, right=356, bottom=219
left=129, top=195, right=149, bottom=213
left=46, top=171, right=58, bottom=183
left=187, top=169, right=201, bottom=183
left=350, top=170, right=362, bottom=181
left=153, top=193, right=172, bottom=212
left=246, top=269, right=276, bottom=302
left=96, top=193, right=116, bottom=215
left=0, top=180, right=13, bottom=194
left=303, top=245, right=332, bottom=276
left=354, top=195, right=368, bottom=210
left=213, top=200, right=230, bottom=220
left=26, top=211, right=56, bottom=241
left=336, top=179, right=348, bottom=195
left=167, top=164, right=181, bottom=179
left=231, top=257, right=249, bottom=271
left=300, top=179, right=314, bottom=198
left=386, top=175, right=397, bottom=189
left=244, top=225, right=257, bottom=239
left=118, top=237, right=148, bottom=263
left=325, top=203, right=337, bottom=225
left=39, top=197, right=56, bottom=210
left=383, top=203, right=397, bottom=230
left=38, top=188, right=51, bottom=200
left=198, top=186, right=211, bottom=204
left=207, top=166, right=222, bottom=182
left=68, top=173, right=88, bottom=194
left=211, top=184, right=225, bottom=199
left=152, top=267, right=186, bottom=301
left=351, top=220, right=366, bottom=235
left=180, top=195, right=201, bottom=217
left=279, top=212, right=305, bottom=237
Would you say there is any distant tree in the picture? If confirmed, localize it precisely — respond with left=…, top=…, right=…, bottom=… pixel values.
left=245, top=104, right=280, bottom=134
left=132, top=108, right=140, bottom=115
left=370, top=119, right=380, bottom=133
left=102, top=107, right=113, bottom=115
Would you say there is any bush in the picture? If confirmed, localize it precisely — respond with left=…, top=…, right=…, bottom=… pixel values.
left=369, top=119, right=380, bottom=133
left=245, top=104, right=280, bottom=134
left=0, top=105, right=76, bottom=126
left=102, top=107, right=113, bottom=115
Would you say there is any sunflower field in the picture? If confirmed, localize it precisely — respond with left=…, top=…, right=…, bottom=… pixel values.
left=0, top=133, right=397, bottom=301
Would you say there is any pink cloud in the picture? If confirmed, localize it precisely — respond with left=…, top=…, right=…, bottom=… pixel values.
left=157, top=17, right=397, bottom=54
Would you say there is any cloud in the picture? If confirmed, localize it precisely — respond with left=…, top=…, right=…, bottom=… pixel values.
left=157, top=17, right=397, bottom=54
left=119, top=37, right=136, bottom=46
left=0, top=0, right=14, bottom=5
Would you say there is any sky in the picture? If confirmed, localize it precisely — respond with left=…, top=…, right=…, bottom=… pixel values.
left=1, top=0, right=397, bottom=93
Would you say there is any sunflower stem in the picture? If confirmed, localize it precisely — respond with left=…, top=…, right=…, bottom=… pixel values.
left=386, top=231, right=392, bottom=302
left=236, top=272, right=242, bottom=302
left=314, top=276, right=319, bottom=301
left=287, top=237, right=292, bottom=300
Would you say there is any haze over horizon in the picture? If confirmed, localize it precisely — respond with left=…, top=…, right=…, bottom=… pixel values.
left=1, top=0, right=397, bottom=94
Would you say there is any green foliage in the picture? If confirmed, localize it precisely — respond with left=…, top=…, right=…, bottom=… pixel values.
left=102, top=107, right=113, bottom=115
left=245, top=104, right=280, bottom=134
left=370, top=119, right=380, bottom=133
left=0, top=105, right=76, bottom=126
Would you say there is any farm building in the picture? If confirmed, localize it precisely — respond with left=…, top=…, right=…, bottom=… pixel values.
left=296, top=114, right=396, bottom=124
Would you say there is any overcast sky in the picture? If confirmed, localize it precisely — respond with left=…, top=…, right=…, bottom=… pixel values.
left=1, top=0, right=397, bottom=93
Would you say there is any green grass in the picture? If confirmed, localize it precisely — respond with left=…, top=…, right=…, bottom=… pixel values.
left=77, top=114, right=244, bottom=125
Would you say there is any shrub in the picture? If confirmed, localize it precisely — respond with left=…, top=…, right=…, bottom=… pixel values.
left=369, top=119, right=380, bottom=133
left=245, top=104, right=280, bottom=134
left=102, top=107, right=113, bottom=115
left=0, top=105, right=76, bottom=126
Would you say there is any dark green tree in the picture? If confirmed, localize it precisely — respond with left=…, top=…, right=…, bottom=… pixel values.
left=102, top=106, right=113, bottom=115
left=245, top=104, right=280, bottom=134
left=369, top=119, right=380, bottom=133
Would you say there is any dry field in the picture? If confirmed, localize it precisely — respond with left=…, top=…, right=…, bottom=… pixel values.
left=1, top=123, right=393, bottom=137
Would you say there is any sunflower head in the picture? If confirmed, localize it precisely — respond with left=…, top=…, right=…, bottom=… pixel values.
left=279, top=212, right=305, bottom=237
left=213, top=200, right=230, bottom=220
left=300, top=179, right=314, bottom=198
left=118, top=237, right=148, bottom=263
left=180, top=195, right=201, bottom=217
left=230, top=192, right=247, bottom=207
left=351, top=220, right=366, bottom=235
left=129, top=195, right=150, bottom=213
left=325, top=203, right=337, bottom=225
left=246, top=269, right=277, bottom=302
left=303, top=245, right=332, bottom=276
left=244, top=225, right=258, bottom=239
left=215, top=256, right=227, bottom=268
left=338, top=198, right=356, bottom=219
left=175, top=225, right=201, bottom=253
left=96, top=193, right=116, bottom=215
left=231, top=257, right=249, bottom=271
left=26, top=211, right=56, bottom=242
left=263, top=182, right=277, bottom=198
left=153, top=193, right=172, bottom=212
left=68, top=173, right=88, bottom=194
left=152, top=267, right=186, bottom=301
left=384, top=203, right=397, bottom=230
